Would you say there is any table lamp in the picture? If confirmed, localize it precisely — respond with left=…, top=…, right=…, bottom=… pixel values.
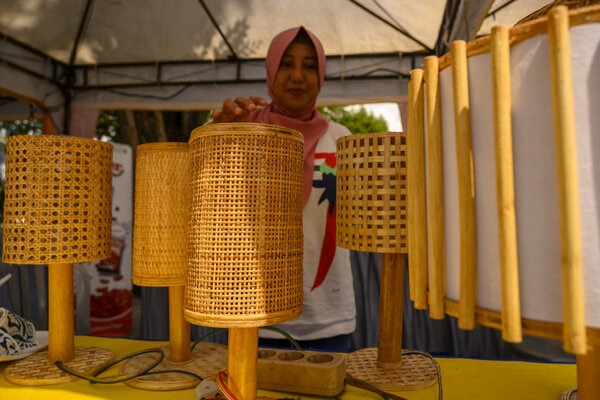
left=2, top=134, right=114, bottom=385
left=185, top=123, right=304, bottom=400
left=408, top=5, right=600, bottom=399
left=336, top=132, right=438, bottom=391
left=120, top=142, right=227, bottom=390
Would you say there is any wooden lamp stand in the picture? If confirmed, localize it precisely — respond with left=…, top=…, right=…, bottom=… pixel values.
left=185, top=123, right=305, bottom=400
left=2, top=134, right=114, bottom=385
left=336, top=132, right=438, bottom=391
left=121, top=142, right=227, bottom=390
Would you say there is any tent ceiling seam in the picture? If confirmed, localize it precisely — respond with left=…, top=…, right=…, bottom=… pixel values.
left=69, top=0, right=95, bottom=67
left=198, top=0, right=239, bottom=61
left=347, top=0, right=434, bottom=52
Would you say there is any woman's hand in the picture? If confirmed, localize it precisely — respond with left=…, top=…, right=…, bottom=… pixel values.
left=212, top=96, right=268, bottom=123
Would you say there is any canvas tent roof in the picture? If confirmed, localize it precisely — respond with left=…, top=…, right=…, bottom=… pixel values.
left=0, top=0, right=554, bottom=133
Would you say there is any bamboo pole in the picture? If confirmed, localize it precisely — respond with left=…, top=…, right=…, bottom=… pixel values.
left=424, top=56, right=446, bottom=320
left=547, top=5, right=586, bottom=355
left=168, top=285, right=192, bottom=363
left=48, top=263, right=75, bottom=363
left=407, top=68, right=428, bottom=310
left=377, top=253, right=405, bottom=366
left=228, top=327, right=258, bottom=400
left=490, top=24, right=523, bottom=344
left=42, top=126, right=75, bottom=364
left=450, top=40, right=477, bottom=331
left=407, top=75, right=416, bottom=303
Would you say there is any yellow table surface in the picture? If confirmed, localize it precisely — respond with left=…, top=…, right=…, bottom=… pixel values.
left=0, top=335, right=577, bottom=400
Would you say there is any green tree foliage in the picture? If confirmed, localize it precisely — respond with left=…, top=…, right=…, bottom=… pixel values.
left=96, top=106, right=385, bottom=143
left=96, top=109, right=212, bottom=144
left=319, top=105, right=388, bottom=134
left=96, top=110, right=120, bottom=142
left=0, top=119, right=42, bottom=144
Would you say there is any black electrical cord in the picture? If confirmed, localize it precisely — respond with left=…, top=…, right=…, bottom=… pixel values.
left=260, top=326, right=303, bottom=351
left=141, top=369, right=203, bottom=382
left=54, top=348, right=165, bottom=384
left=56, top=347, right=208, bottom=385
left=191, top=328, right=227, bottom=351
left=191, top=326, right=303, bottom=351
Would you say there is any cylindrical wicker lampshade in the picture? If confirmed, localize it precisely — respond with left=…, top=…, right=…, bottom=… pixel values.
left=184, top=123, right=304, bottom=328
left=336, top=132, right=408, bottom=253
left=133, top=142, right=191, bottom=286
left=2, top=135, right=113, bottom=264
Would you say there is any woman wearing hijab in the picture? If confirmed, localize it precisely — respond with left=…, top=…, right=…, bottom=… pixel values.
left=213, top=26, right=356, bottom=351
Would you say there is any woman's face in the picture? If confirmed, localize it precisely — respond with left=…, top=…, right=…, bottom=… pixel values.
left=272, top=42, right=320, bottom=116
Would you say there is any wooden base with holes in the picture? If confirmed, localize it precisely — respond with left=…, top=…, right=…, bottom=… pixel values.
left=3, top=347, right=114, bottom=386
left=345, top=347, right=438, bottom=391
left=257, top=348, right=345, bottom=397
left=121, top=342, right=228, bottom=391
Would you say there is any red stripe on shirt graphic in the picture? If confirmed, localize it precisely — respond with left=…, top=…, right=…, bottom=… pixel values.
left=311, top=152, right=337, bottom=291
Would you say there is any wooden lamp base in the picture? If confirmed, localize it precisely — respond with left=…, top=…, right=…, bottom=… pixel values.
left=345, top=254, right=439, bottom=392
left=345, top=347, right=438, bottom=391
left=121, top=341, right=228, bottom=391
left=4, top=264, right=115, bottom=386
left=3, top=347, right=114, bottom=386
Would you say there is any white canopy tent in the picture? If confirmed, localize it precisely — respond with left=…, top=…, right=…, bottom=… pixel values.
left=1, top=0, right=591, bottom=357
left=0, top=0, right=553, bottom=135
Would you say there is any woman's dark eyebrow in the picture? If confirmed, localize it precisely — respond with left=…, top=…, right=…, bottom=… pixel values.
left=281, top=54, right=317, bottom=61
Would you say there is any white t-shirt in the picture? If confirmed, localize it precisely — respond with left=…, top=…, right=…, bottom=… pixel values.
left=260, top=121, right=357, bottom=340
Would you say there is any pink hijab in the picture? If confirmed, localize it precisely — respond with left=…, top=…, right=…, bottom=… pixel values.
left=249, top=26, right=329, bottom=207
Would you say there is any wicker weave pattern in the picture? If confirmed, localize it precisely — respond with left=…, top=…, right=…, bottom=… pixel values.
left=133, top=142, right=190, bottom=286
left=336, top=132, right=408, bottom=253
left=2, top=135, right=113, bottom=264
left=185, top=123, right=304, bottom=327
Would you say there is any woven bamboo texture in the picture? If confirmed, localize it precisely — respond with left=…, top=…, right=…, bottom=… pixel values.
left=3, top=347, right=114, bottom=385
left=336, top=132, right=408, bottom=253
left=2, top=135, right=113, bottom=265
left=133, top=142, right=191, bottom=286
left=185, top=123, right=304, bottom=327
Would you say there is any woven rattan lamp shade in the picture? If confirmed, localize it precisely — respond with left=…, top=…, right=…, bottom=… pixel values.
left=133, top=142, right=190, bottom=286
left=336, top=132, right=408, bottom=254
left=185, top=123, right=304, bottom=328
left=2, top=134, right=113, bottom=264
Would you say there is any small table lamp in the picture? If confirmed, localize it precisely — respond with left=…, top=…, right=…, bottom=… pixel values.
left=185, top=123, right=304, bottom=400
left=2, top=134, right=114, bottom=385
left=409, top=5, right=600, bottom=400
left=121, top=142, right=227, bottom=390
left=336, top=132, right=438, bottom=390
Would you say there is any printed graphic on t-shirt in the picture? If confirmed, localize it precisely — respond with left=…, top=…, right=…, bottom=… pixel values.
left=311, top=152, right=336, bottom=290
